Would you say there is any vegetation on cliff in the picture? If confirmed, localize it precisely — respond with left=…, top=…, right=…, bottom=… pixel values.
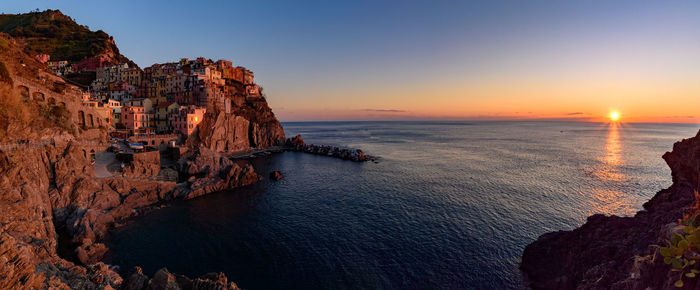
left=0, top=60, right=12, bottom=85
left=659, top=193, right=700, bottom=288
left=0, top=10, right=131, bottom=64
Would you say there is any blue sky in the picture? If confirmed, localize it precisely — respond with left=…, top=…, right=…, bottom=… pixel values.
left=3, top=1, right=700, bottom=122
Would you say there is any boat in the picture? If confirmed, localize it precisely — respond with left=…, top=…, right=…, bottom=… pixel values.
left=128, top=143, right=144, bottom=150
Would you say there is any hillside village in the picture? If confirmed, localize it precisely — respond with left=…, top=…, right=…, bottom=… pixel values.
left=39, top=54, right=262, bottom=137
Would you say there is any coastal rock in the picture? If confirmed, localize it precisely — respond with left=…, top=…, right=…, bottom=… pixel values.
left=122, top=267, right=149, bottom=290
left=76, top=241, right=108, bottom=265
left=284, top=137, right=375, bottom=162
left=270, top=170, right=283, bottom=180
left=120, top=151, right=161, bottom=179
left=192, top=105, right=285, bottom=154
left=286, top=134, right=304, bottom=147
left=121, top=267, right=240, bottom=290
left=196, top=113, right=252, bottom=153
left=521, top=130, right=700, bottom=289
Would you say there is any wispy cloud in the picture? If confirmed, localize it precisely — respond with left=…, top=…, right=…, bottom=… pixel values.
left=663, top=115, right=695, bottom=119
left=363, top=109, right=407, bottom=113
left=566, top=112, right=588, bottom=116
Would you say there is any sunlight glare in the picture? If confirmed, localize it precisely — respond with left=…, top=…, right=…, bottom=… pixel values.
left=609, top=111, right=620, bottom=122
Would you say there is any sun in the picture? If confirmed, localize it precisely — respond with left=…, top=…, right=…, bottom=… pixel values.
left=609, top=111, right=620, bottom=122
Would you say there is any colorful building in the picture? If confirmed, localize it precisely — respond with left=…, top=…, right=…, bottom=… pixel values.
left=72, top=55, right=109, bottom=72
left=170, top=105, right=206, bottom=136
left=122, top=106, right=155, bottom=135
left=155, top=102, right=179, bottom=133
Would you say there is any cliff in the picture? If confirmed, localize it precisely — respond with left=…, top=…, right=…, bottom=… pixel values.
left=0, top=29, right=276, bottom=289
left=190, top=96, right=285, bottom=153
left=522, top=130, right=700, bottom=289
left=0, top=10, right=132, bottom=64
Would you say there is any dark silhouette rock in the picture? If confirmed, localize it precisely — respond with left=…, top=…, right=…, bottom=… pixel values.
left=521, top=130, right=700, bottom=289
left=284, top=135, right=375, bottom=162
left=121, top=267, right=240, bottom=290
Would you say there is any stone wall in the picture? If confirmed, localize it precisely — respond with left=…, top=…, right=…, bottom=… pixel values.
left=120, top=151, right=161, bottom=179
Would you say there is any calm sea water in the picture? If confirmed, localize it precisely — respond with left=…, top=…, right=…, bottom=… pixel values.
left=104, top=121, right=700, bottom=289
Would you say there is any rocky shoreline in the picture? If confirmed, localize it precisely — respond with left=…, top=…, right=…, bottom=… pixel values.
left=0, top=28, right=384, bottom=288
left=0, top=31, right=286, bottom=288
left=284, top=134, right=376, bottom=162
left=521, top=130, right=700, bottom=289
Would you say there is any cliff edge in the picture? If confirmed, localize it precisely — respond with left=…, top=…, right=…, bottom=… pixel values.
left=522, top=130, right=700, bottom=289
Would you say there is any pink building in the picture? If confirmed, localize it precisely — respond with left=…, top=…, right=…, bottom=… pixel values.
left=122, top=106, right=154, bottom=135
left=169, top=105, right=206, bottom=136
left=72, top=55, right=110, bottom=72
left=35, top=54, right=50, bottom=63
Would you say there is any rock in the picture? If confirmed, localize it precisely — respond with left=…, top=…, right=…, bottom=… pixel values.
left=270, top=170, right=283, bottom=180
left=193, top=110, right=285, bottom=154
left=120, top=151, right=161, bottom=179
left=283, top=138, right=375, bottom=162
left=521, top=129, right=700, bottom=289
left=120, top=267, right=239, bottom=290
left=76, top=242, right=108, bottom=265
left=149, top=268, right=180, bottom=289
left=122, top=267, right=149, bottom=290
left=286, top=134, right=305, bottom=147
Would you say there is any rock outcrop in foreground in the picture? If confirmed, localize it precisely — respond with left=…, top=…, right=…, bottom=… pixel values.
left=522, top=130, right=700, bottom=289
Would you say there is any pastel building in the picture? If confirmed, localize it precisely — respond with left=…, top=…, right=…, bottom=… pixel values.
left=124, top=98, right=154, bottom=128
left=122, top=106, right=154, bottom=134
left=155, top=102, right=179, bottom=133
left=170, top=105, right=206, bottom=136
left=72, top=55, right=109, bottom=72
left=107, top=99, right=122, bottom=127
left=121, top=67, right=142, bottom=87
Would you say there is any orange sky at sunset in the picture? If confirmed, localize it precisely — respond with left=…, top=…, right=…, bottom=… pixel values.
left=272, top=74, right=700, bottom=123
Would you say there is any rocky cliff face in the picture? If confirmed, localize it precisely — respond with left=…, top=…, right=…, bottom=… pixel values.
left=522, top=130, right=700, bottom=289
left=192, top=97, right=286, bottom=153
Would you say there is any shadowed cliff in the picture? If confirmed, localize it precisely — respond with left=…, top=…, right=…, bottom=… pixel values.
left=522, top=130, right=700, bottom=289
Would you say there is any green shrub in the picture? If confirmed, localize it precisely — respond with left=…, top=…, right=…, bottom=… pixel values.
left=660, top=213, right=700, bottom=287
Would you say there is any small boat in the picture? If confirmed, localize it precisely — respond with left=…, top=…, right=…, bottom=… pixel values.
left=129, top=143, right=144, bottom=150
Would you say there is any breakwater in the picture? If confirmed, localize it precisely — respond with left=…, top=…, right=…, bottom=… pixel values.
left=284, top=134, right=376, bottom=162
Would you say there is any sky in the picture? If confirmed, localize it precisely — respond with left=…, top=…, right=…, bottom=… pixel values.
left=3, top=0, right=700, bottom=122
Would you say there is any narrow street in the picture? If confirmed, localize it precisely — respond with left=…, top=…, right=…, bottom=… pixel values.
left=94, top=151, right=117, bottom=178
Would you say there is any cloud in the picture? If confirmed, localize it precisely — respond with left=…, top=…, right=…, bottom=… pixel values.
left=566, top=112, right=587, bottom=116
left=363, top=109, right=407, bottom=113
left=663, top=115, right=695, bottom=119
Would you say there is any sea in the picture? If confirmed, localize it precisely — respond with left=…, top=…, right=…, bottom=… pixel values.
left=103, top=121, right=700, bottom=289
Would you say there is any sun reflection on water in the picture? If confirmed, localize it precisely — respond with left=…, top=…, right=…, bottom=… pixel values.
left=588, top=123, right=636, bottom=216
left=601, top=123, right=624, bottom=182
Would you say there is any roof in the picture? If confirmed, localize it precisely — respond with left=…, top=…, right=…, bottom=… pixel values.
left=156, top=102, right=175, bottom=108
